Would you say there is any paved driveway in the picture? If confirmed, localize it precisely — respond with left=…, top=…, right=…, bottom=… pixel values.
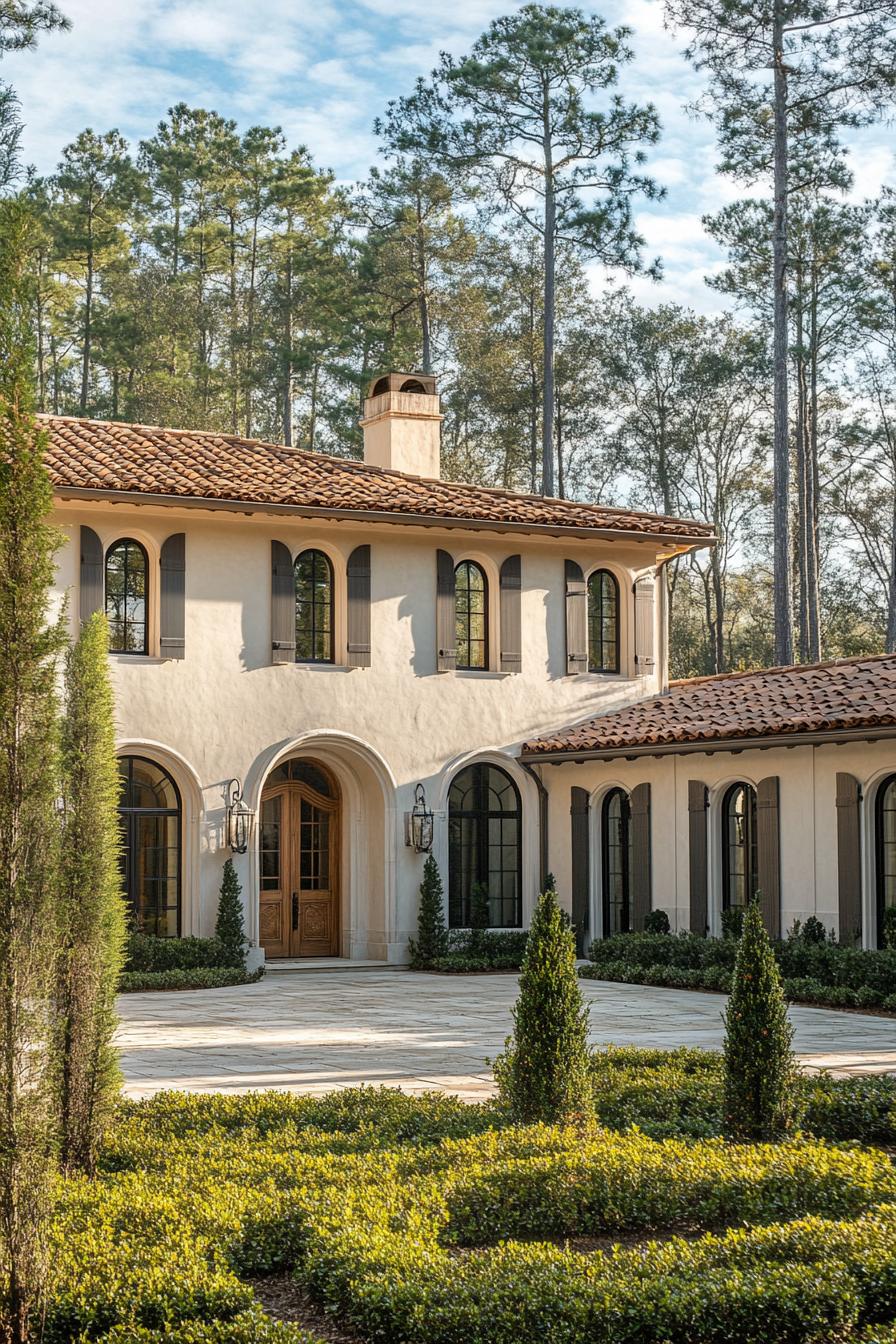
left=116, top=971, right=896, bottom=1100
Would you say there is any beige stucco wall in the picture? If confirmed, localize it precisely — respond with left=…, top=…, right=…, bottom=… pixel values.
left=539, top=738, right=896, bottom=950
left=53, top=498, right=670, bottom=961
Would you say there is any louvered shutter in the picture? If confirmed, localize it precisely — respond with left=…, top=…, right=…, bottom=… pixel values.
left=757, top=775, right=781, bottom=938
left=80, top=525, right=104, bottom=624
left=159, top=532, right=185, bottom=660
left=565, top=560, right=587, bottom=675
left=634, top=575, right=656, bottom=673
left=499, top=554, right=522, bottom=673
left=836, top=772, right=862, bottom=945
left=271, top=541, right=295, bottom=664
left=346, top=544, right=371, bottom=668
left=688, top=780, right=709, bottom=935
left=571, top=786, right=590, bottom=955
left=631, top=782, right=652, bottom=931
left=436, top=549, right=456, bottom=672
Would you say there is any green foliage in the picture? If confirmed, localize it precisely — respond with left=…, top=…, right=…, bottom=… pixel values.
left=723, top=902, right=796, bottom=1141
left=119, top=967, right=263, bottom=994
left=124, top=934, right=232, bottom=972
left=721, top=905, right=745, bottom=940
left=407, top=854, right=448, bottom=969
left=428, top=929, right=528, bottom=972
left=643, top=909, right=671, bottom=935
left=796, top=915, right=829, bottom=946
left=882, top=906, right=896, bottom=950
left=215, top=860, right=246, bottom=969
left=494, top=889, right=591, bottom=1122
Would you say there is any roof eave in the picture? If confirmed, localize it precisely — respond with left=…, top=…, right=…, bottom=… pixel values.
left=521, top=722, right=896, bottom=765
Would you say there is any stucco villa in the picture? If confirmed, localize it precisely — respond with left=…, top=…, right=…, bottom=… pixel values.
left=43, top=373, right=896, bottom=964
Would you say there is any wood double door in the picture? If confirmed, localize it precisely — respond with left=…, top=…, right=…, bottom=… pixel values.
left=259, top=764, right=339, bottom=958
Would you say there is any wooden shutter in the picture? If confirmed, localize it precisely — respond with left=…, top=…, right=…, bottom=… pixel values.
left=688, top=780, right=709, bottom=935
left=571, top=786, right=590, bottom=955
left=565, top=560, right=587, bottom=675
left=634, top=575, right=656, bottom=673
left=346, top=544, right=371, bottom=668
left=436, top=549, right=456, bottom=672
left=499, top=554, right=522, bottom=673
left=631, top=782, right=652, bottom=931
left=757, top=775, right=781, bottom=938
left=159, top=532, right=185, bottom=660
left=80, top=525, right=104, bottom=624
left=836, top=772, right=862, bottom=945
left=271, top=540, right=295, bottom=664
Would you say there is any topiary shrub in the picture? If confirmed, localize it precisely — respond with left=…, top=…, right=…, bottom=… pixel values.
left=215, top=859, right=247, bottom=969
left=798, top=915, right=829, bottom=945
left=643, top=909, right=671, bottom=935
left=408, top=854, right=449, bottom=969
left=723, top=899, right=796, bottom=1141
left=494, top=887, right=592, bottom=1122
left=720, top=905, right=745, bottom=940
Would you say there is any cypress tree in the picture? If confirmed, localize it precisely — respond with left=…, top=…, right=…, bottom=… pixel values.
left=723, top=898, right=796, bottom=1141
left=216, top=859, right=246, bottom=968
left=56, top=611, right=126, bottom=1175
left=407, top=854, right=448, bottom=968
left=494, top=887, right=592, bottom=1123
left=0, top=199, right=66, bottom=1344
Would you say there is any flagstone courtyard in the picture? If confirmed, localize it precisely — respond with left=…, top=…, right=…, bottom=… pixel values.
left=117, top=970, right=896, bottom=1100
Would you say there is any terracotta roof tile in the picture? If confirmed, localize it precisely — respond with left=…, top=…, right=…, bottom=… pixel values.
left=40, top=414, right=715, bottom=543
left=523, top=654, right=896, bottom=757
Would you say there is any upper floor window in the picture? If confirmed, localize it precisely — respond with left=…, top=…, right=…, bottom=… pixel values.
left=455, top=560, right=488, bottom=670
left=722, top=782, right=758, bottom=912
left=295, top=548, right=333, bottom=663
left=588, top=569, right=619, bottom=673
left=105, top=538, right=148, bottom=655
left=602, top=787, right=632, bottom=935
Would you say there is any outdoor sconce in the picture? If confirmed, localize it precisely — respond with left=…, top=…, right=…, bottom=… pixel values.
left=226, top=778, right=254, bottom=854
left=405, top=782, right=434, bottom=854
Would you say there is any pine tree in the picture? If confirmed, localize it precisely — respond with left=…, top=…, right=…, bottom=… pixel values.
left=56, top=611, right=126, bottom=1176
left=407, top=854, right=448, bottom=969
left=215, top=859, right=246, bottom=968
left=723, top=899, right=796, bottom=1141
left=494, top=887, right=592, bottom=1123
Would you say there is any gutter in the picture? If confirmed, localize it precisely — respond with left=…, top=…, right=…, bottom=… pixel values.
left=521, top=723, right=896, bottom=766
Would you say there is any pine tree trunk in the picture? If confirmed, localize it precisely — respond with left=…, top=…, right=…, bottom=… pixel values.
left=283, top=231, right=293, bottom=447
left=794, top=280, right=809, bottom=663
left=417, top=200, right=431, bottom=374
left=807, top=285, right=821, bottom=661
left=245, top=218, right=259, bottom=439
left=772, top=3, right=794, bottom=665
left=541, top=106, right=556, bottom=497
left=79, top=212, right=94, bottom=415
left=887, top=489, right=896, bottom=654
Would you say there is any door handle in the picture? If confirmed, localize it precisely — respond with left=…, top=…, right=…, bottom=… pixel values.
left=291, top=892, right=299, bottom=931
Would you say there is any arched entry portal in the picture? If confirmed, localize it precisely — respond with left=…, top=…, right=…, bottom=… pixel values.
left=259, top=758, right=340, bottom=958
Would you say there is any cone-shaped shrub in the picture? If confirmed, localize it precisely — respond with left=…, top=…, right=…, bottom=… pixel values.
left=723, top=898, right=796, bottom=1140
left=215, top=860, right=246, bottom=968
left=494, top=887, right=592, bottom=1122
left=408, top=854, right=448, bottom=969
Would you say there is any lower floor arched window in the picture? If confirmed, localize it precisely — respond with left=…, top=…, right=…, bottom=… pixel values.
left=118, top=755, right=181, bottom=937
left=876, top=774, right=896, bottom=948
left=722, top=782, right=758, bottom=912
left=448, top=763, right=522, bottom=928
left=602, top=788, right=632, bottom=935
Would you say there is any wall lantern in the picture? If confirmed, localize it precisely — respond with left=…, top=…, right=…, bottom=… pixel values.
left=405, top=782, right=434, bottom=854
left=226, top=778, right=254, bottom=854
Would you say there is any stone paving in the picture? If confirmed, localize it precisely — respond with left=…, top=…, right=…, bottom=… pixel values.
left=117, top=970, right=896, bottom=1101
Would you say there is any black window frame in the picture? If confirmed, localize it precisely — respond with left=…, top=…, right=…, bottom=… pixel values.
left=722, top=781, right=758, bottom=912
left=601, top=787, right=632, bottom=936
left=587, top=568, right=619, bottom=674
left=105, top=537, right=149, bottom=656
left=294, top=548, right=334, bottom=664
left=454, top=559, right=488, bottom=671
left=117, top=754, right=182, bottom=938
left=448, top=762, right=522, bottom=928
left=875, top=774, right=896, bottom=949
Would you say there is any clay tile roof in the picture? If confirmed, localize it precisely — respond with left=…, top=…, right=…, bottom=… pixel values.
left=40, top=414, right=715, bottom=543
left=523, top=653, right=896, bottom=758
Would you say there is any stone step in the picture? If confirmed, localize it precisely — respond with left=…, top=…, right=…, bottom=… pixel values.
left=264, top=958, right=404, bottom=974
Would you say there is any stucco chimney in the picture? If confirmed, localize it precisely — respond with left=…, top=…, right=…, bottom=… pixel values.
left=360, top=372, right=442, bottom=479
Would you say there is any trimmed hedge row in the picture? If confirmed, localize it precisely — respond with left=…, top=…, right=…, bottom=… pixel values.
left=124, top=933, right=241, bottom=972
left=120, top=967, right=264, bottom=993
left=98, top=1315, right=320, bottom=1343
left=430, top=928, right=528, bottom=973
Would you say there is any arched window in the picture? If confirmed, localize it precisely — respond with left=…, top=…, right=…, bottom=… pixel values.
left=448, top=763, right=521, bottom=928
left=722, top=782, right=758, bottom=911
left=118, top=756, right=181, bottom=937
left=602, top=788, right=632, bottom=935
left=875, top=775, right=896, bottom=947
left=455, top=560, right=488, bottom=670
left=294, top=549, right=333, bottom=663
left=587, top=569, right=619, bottom=673
left=105, top=538, right=148, bottom=654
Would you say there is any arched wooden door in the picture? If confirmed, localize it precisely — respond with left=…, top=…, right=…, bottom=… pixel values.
left=259, top=759, right=340, bottom=958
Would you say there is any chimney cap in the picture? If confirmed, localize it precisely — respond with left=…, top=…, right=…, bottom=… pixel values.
left=367, top=371, right=437, bottom=399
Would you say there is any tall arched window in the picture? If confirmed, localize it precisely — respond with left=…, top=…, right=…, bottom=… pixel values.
left=105, top=538, right=148, bottom=654
left=294, top=549, right=333, bottom=663
left=722, top=782, right=758, bottom=911
left=448, top=763, right=521, bottom=927
left=588, top=569, right=619, bottom=673
left=875, top=775, right=896, bottom=947
left=455, top=561, right=488, bottom=669
left=602, top=788, right=632, bottom=935
left=118, top=756, right=181, bottom=937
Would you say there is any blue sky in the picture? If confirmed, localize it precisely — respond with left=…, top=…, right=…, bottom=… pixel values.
left=4, top=0, right=894, bottom=313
